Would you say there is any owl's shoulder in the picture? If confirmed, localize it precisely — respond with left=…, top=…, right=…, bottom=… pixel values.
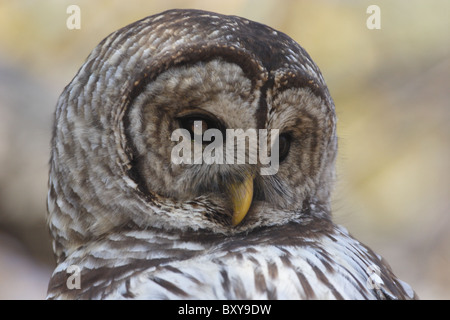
left=125, top=222, right=414, bottom=299
left=47, top=220, right=416, bottom=300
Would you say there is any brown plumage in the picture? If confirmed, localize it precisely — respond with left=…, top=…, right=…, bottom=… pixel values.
left=47, top=9, right=416, bottom=299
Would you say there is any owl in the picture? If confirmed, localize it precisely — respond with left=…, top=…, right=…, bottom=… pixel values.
left=47, top=9, right=416, bottom=299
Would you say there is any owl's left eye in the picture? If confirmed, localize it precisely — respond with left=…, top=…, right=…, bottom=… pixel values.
left=278, top=133, right=291, bottom=162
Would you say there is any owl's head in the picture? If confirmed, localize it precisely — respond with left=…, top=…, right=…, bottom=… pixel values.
left=48, top=9, right=337, bottom=261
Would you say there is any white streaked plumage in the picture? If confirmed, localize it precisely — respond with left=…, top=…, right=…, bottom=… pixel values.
left=47, top=221, right=415, bottom=299
left=47, top=9, right=417, bottom=300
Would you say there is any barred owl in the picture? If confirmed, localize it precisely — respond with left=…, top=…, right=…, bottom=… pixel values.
left=47, top=9, right=416, bottom=299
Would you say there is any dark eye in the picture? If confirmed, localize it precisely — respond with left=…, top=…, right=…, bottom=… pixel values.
left=278, top=133, right=291, bottom=162
left=178, top=114, right=223, bottom=144
left=182, top=118, right=208, bottom=138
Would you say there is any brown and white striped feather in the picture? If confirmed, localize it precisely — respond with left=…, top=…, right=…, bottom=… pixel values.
left=47, top=218, right=416, bottom=300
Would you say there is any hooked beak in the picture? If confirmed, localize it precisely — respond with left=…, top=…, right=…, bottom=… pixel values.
left=229, top=173, right=254, bottom=226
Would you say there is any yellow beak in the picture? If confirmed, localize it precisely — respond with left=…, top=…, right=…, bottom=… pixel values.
left=229, top=174, right=254, bottom=226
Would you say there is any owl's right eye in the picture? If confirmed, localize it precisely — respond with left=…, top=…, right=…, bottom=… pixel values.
left=178, top=113, right=224, bottom=144
left=182, top=118, right=209, bottom=138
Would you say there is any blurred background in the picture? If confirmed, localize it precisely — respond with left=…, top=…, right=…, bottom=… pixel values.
left=0, top=0, right=448, bottom=299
